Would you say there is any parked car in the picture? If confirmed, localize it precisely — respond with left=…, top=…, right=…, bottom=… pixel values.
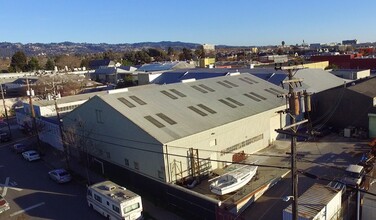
left=0, top=132, right=11, bottom=142
left=48, top=169, right=72, bottom=183
left=22, top=150, right=41, bottom=161
left=0, top=195, right=10, bottom=214
left=11, top=143, right=29, bottom=153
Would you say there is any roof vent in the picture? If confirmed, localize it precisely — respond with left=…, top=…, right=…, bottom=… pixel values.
left=104, top=185, right=116, bottom=191
left=229, top=72, right=240, bottom=76
left=181, top=78, right=196, bottom=83
left=107, top=88, right=129, bottom=94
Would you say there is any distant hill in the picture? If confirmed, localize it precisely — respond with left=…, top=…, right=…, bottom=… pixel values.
left=0, top=41, right=205, bottom=57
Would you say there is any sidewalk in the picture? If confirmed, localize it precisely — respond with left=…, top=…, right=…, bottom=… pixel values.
left=42, top=147, right=183, bottom=220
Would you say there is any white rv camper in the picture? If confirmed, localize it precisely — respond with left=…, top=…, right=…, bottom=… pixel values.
left=87, top=180, right=143, bottom=220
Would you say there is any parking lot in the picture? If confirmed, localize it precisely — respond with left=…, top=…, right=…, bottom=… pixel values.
left=0, top=132, right=103, bottom=219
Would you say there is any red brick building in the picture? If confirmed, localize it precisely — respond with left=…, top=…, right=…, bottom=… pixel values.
left=311, top=54, right=376, bottom=70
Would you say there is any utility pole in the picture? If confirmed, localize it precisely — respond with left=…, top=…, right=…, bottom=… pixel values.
left=287, top=68, right=299, bottom=220
left=0, top=82, right=12, bottom=137
left=52, top=80, right=70, bottom=170
left=26, top=77, right=42, bottom=152
left=275, top=65, right=311, bottom=220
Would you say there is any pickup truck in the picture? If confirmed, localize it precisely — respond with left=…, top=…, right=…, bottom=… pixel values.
left=0, top=195, right=10, bottom=214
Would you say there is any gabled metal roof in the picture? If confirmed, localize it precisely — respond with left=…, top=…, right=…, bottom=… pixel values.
left=284, top=183, right=340, bottom=219
left=98, top=73, right=286, bottom=143
left=347, top=77, right=376, bottom=98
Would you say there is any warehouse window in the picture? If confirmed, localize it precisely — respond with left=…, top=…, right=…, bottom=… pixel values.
left=95, top=109, right=104, bottom=123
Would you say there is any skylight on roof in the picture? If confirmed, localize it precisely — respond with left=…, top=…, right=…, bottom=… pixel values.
left=269, top=87, right=283, bottom=94
left=191, top=85, right=208, bottom=93
left=243, top=93, right=261, bottom=102
left=199, top=84, right=215, bottom=92
left=250, top=92, right=267, bottom=100
left=170, top=89, right=186, bottom=97
left=223, top=80, right=239, bottom=87
left=188, top=106, right=208, bottom=116
left=160, top=90, right=178, bottom=99
left=239, top=78, right=253, bottom=85
left=118, top=97, right=136, bottom=108
left=218, top=99, right=237, bottom=108
left=244, top=77, right=259, bottom=83
left=197, top=104, right=217, bottom=114
left=217, top=81, right=233, bottom=88
left=226, top=97, right=244, bottom=106
left=144, top=116, right=165, bottom=128
left=156, top=113, right=177, bottom=125
left=264, top=89, right=280, bottom=96
left=129, top=96, right=147, bottom=105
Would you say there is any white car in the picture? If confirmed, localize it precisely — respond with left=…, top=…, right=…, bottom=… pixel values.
left=22, top=150, right=41, bottom=161
left=48, top=169, right=72, bottom=183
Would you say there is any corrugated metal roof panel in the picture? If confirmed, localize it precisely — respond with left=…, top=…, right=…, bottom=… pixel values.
left=99, top=73, right=285, bottom=143
left=284, top=184, right=340, bottom=219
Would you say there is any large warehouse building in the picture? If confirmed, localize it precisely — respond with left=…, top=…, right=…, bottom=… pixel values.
left=63, top=73, right=288, bottom=218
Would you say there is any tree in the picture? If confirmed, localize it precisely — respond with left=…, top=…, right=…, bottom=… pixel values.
left=9, top=51, right=27, bottom=72
left=167, top=47, right=174, bottom=56
left=26, top=57, right=40, bottom=71
left=45, top=58, right=55, bottom=70
left=178, top=48, right=193, bottom=61
left=194, top=48, right=205, bottom=60
left=282, top=41, right=285, bottom=47
left=134, top=50, right=151, bottom=64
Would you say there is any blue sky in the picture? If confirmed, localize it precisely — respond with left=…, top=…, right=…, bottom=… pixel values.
left=1, top=0, right=376, bottom=46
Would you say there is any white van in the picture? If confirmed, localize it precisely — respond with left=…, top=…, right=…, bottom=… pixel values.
left=342, top=164, right=365, bottom=187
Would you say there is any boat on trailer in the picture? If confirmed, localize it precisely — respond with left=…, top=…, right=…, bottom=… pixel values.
left=209, top=164, right=258, bottom=195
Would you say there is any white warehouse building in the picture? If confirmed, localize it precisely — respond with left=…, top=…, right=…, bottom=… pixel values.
left=63, top=73, right=287, bottom=183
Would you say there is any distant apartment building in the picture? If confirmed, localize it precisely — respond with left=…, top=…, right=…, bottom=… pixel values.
left=201, top=43, right=215, bottom=52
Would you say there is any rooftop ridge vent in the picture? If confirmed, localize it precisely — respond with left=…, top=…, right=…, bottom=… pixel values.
left=181, top=78, right=196, bottom=83
left=107, top=88, right=128, bottom=94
